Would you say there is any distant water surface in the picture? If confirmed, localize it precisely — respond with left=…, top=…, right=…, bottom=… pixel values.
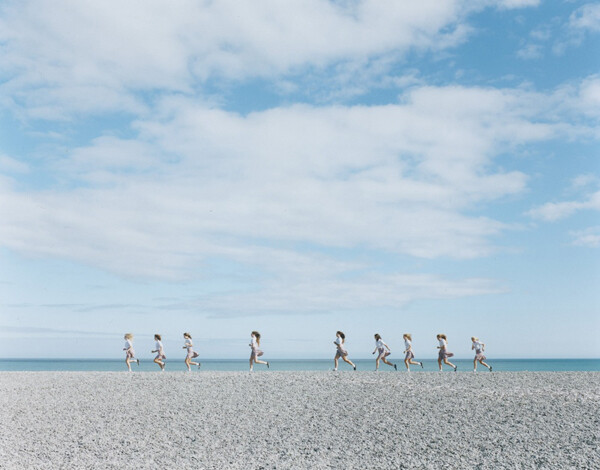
left=0, top=358, right=598, bottom=372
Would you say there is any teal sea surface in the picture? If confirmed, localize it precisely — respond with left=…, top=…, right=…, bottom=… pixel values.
left=0, top=358, right=598, bottom=372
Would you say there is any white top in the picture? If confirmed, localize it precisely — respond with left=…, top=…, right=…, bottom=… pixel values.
left=375, top=339, right=384, bottom=349
left=250, top=336, right=258, bottom=349
left=334, top=336, right=342, bottom=347
left=404, top=338, right=412, bottom=350
left=438, top=338, right=447, bottom=349
left=124, top=339, right=132, bottom=349
left=155, top=340, right=164, bottom=352
left=185, top=338, right=193, bottom=349
left=473, top=340, right=483, bottom=351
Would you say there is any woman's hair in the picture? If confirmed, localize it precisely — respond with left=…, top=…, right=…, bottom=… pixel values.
left=154, top=334, right=162, bottom=341
left=471, top=336, right=478, bottom=342
left=336, top=331, right=345, bottom=342
left=438, top=334, right=447, bottom=340
left=183, top=332, right=192, bottom=339
left=124, top=333, right=133, bottom=340
left=374, top=333, right=381, bottom=340
left=404, top=333, right=412, bottom=341
left=252, top=331, right=261, bottom=346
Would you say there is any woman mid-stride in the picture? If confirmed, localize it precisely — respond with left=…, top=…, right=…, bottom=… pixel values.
left=249, top=331, right=269, bottom=371
left=123, top=333, right=139, bottom=372
left=402, top=333, right=423, bottom=371
left=472, top=337, right=492, bottom=372
left=436, top=334, right=457, bottom=372
left=372, top=334, right=397, bottom=371
left=183, top=332, right=201, bottom=371
left=151, top=334, right=166, bottom=371
left=333, top=331, right=356, bottom=371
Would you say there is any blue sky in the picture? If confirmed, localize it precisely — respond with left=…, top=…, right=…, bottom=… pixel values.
left=0, top=0, right=598, bottom=360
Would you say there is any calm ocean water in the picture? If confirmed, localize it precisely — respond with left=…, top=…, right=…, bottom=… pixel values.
left=0, top=358, right=598, bottom=372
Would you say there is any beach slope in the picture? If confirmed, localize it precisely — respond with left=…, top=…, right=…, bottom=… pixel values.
left=1, top=371, right=598, bottom=469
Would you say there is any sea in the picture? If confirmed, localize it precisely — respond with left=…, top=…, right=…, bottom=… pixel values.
left=0, top=358, right=598, bottom=372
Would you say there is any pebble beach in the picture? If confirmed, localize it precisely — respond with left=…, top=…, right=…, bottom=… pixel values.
left=1, top=371, right=598, bottom=469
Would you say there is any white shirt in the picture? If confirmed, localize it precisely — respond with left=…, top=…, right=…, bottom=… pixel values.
left=473, top=340, right=483, bottom=351
left=438, top=338, right=447, bottom=348
left=185, top=338, right=193, bottom=349
left=124, top=339, right=132, bottom=349
left=250, top=336, right=258, bottom=349
left=155, top=340, right=163, bottom=352
left=404, top=339, right=412, bottom=350
left=375, top=339, right=384, bottom=349
left=334, top=336, right=342, bottom=347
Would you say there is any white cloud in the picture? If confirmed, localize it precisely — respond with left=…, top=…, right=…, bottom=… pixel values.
left=1, top=81, right=589, bottom=284
left=528, top=190, right=600, bottom=221
left=569, top=3, right=600, bottom=32
left=193, top=272, right=505, bottom=317
left=0, top=0, right=474, bottom=118
left=570, top=226, right=600, bottom=247
left=495, top=0, right=540, bottom=9
left=0, top=0, right=544, bottom=119
left=0, top=154, right=28, bottom=173
left=517, top=43, right=543, bottom=60
left=571, top=174, right=599, bottom=189
left=552, top=3, right=600, bottom=54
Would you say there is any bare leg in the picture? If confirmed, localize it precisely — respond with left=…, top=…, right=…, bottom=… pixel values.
left=479, top=359, right=491, bottom=370
left=473, top=358, right=478, bottom=371
left=154, top=358, right=165, bottom=370
left=342, top=356, right=356, bottom=368
left=404, top=358, right=410, bottom=371
left=334, top=355, right=339, bottom=370
left=382, top=357, right=395, bottom=368
left=409, top=359, right=421, bottom=366
left=375, top=357, right=380, bottom=370
left=443, top=358, right=456, bottom=370
left=126, top=358, right=132, bottom=372
left=438, top=358, right=442, bottom=371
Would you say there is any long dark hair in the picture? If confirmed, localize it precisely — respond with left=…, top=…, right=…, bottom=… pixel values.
left=336, top=331, right=345, bottom=343
left=183, top=332, right=192, bottom=339
left=154, top=334, right=162, bottom=341
left=374, top=333, right=381, bottom=341
left=252, top=331, right=261, bottom=346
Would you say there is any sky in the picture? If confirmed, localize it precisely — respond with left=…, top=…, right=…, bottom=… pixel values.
left=0, top=0, right=598, bottom=360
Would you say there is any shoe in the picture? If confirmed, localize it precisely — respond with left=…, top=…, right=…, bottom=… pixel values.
left=137, top=359, right=140, bottom=366
left=333, top=368, right=337, bottom=371
left=420, top=362, right=424, bottom=369
left=267, top=362, right=270, bottom=369
left=489, top=366, right=492, bottom=372
left=454, top=366, right=458, bottom=372
left=353, top=366, right=357, bottom=371
left=394, top=364, right=397, bottom=371
left=198, top=363, right=202, bottom=369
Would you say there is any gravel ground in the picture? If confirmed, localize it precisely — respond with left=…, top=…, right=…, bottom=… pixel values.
left=0, top=371, right=598, bottom=469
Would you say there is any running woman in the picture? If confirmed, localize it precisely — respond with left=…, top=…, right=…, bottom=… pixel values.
left=333, top=331, right=356, bottom=371
left=151, top=334, right=166, bottom=371
left=123, top=333, right=139, bottom=372
left=249, top=331, right=269, bottom=371
left=182, top=332, right=201, bottom=371
left=402, top=333, right=423, bottom=371
left=372, top=334, right=397, bottom=370
left=472, top=337, right=492, bottom=372
left=436, top=334, right=457, bottom=372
